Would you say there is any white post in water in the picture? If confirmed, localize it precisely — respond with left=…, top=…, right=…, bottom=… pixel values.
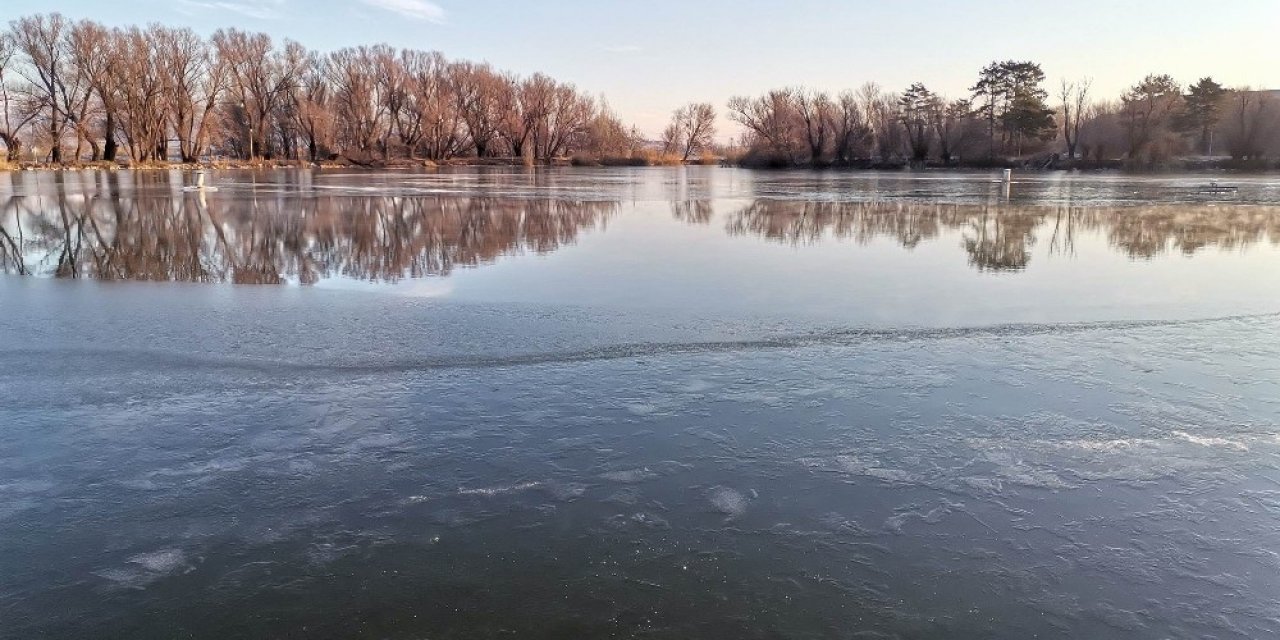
left=196, top=171, right=206, bottom=189
left=1002, top=169, right=1012, bottom=182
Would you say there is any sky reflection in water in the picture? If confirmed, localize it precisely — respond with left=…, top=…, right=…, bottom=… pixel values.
left=3, top=167, right=1279, bottom=325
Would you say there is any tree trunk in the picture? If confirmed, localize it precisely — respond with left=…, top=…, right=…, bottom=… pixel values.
left=987, top=114, right=996, bottom=159
left=103, top=112, right=118, bottom=162
left=0, top=133, right=21, bottom=163
left=49, top=112, right=62, bottom=163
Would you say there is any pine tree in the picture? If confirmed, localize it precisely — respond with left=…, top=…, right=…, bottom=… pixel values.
left=1177, top=77, right=1226, bottom=155
left=970, top=60, right=1054, bottom=157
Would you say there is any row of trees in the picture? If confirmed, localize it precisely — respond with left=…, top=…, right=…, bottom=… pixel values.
left=0, top=13, right=642, bottom=164
left=728, top=61, right=1280, bottom=166
left=1113, top=75, right=1280, bottom=162
left=1, top=12, right=1276, bottom=168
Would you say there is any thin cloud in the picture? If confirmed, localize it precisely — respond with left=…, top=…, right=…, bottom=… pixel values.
left=360, top=0, right=446, bottom=23
left=176, top=0, right=286, bottom=20
left=603, top=45, right=643, bottom=53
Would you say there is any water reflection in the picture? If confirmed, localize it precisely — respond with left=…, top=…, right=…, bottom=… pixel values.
left=724, top=199, right=1280, bottom=271
left=670, top=199, right=714, bottom=224
left=4, top=170, right=1280, bottom=284
left=0, top=176, right=615, bottom=284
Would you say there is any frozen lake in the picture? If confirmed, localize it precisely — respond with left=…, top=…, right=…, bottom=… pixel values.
left=2, top=168, right=1279, bottom=638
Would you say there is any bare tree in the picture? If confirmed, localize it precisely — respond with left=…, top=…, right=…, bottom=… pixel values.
left=385, top=49, right=440, bottom=159
left=665, top=102, right=716, bottom=161
left=288, top=49, right=332, bottom=162
left=154, top=25, right=222, bottom=162
left=65, top=20, right=117, bottom=161
left=499, top=72, right=553, bottom=160
left=832, top=90, right=870, bottom=165
left=728, top=89, right=801, bottom=164
left=660, top=112, right=683, bottom=158
left=108, top=26, right=170, bottom=161
left=1221, top=88, right=1278, bottom=161
left=0, top=31, right=36, bottom=160
left=1120, top=74, right=1182, bottom=162
left=583, top=97, right=637, bottom=157
left=213, top=29, right=303, bottom=159
left=412, top=52, right=465, bottom=161
left=857, top=83, right=902, bottom=162
left=449, top=61, right=503, bottom=157
left=327, top=45, right=394, bottom=159
left=10, top=13, right=70, bottom=161
left=795, top=90, right=832, bottom=164
left=55, top=20, right=109, bottom=161
left=1059, top=77, right=1091, bottom=159
left=537, top=82, right=595, bottom=159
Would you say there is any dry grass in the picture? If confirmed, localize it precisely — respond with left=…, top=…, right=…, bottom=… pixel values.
left=644, top=151, right=685, bottom=166
left=571, top=151, right=688, bottom=167
left=571, top=154, right=638, bottom=166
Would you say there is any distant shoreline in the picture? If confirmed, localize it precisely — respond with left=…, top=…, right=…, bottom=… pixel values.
left=0, top=157, right=555, bottom=173
left=1, top=157, right=1277, bottom=174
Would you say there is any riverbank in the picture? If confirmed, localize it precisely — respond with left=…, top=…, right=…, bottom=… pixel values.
left=1, top=155, right=1277, bottom=173
left=0, top=151, right=707, bottom=172
left=0, top=156, right=550, bottom=172
left=733, top=153, right=1280, bottom=172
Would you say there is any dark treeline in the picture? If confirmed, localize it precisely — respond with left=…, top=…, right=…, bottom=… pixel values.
left=1, top=12, right=1277, bottom=170
left=728, top=64, right=1280, bottom=169
left=0, top=13, right=643, bottom=166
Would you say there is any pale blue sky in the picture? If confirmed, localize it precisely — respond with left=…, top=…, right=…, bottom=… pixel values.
left=4, top=0, right=1278, bottom=137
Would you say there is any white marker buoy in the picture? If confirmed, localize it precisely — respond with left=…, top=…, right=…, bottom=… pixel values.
left=1002, top=169, right=1013, bottom=182
left=183, top=170, right=218, bottom=192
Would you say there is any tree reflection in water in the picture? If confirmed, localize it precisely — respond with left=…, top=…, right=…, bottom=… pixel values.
left=722, top=199, right=1280, bottom=271
left=0, top=171, right=616, bottom=283
left=4, top=170, right=1280, bottom=282
left=671, top=200, right=714, bottom=224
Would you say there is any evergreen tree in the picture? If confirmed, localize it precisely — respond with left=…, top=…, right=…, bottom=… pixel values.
left=1177, top=77, right=1226, bottom=155
left=898, top=82, right=936, bottom=163
left=969, top=60, right=1054, bottom=157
